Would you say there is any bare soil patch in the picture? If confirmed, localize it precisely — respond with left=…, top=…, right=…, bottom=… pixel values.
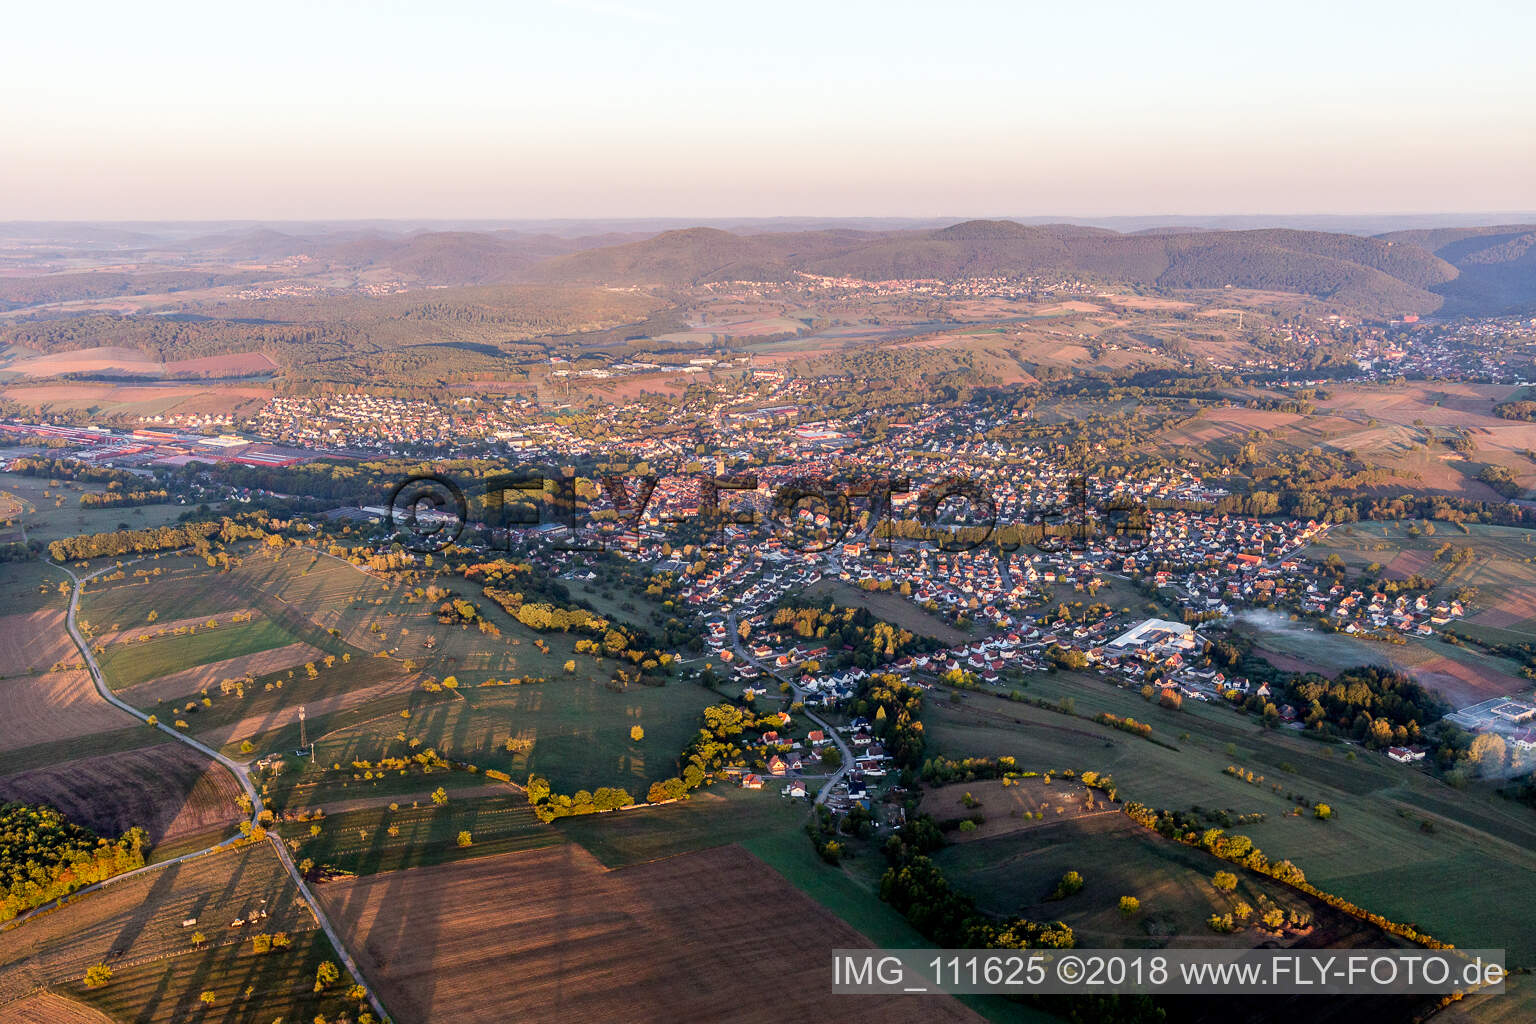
left=0, top=992, right=114, bottom=1024
left=0, top=671, right=133, bottom=752
left=318, top=842, right=981, bottom=1024
left=0, top=611, right=73, bottom=675
left=0, top=742, right=242, bottom=848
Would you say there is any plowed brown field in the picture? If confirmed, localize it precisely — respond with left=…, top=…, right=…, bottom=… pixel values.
left=318, top=842, right=981, bottom=1024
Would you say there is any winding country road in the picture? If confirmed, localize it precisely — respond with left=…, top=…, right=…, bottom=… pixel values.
left=3, top=559, right=393, bottom=1023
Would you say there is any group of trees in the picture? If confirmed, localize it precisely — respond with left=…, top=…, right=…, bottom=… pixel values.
left=855, top=675, right=927, bottom=767
left=523, top=775, right=635, bottom=822
left=1285, top=666, right=1446, bottom=749
left=0, top=803, right=146, bottom=922
left=47, top=517, right=266, bottom=562
left=769, top=598, right=931, bottom=669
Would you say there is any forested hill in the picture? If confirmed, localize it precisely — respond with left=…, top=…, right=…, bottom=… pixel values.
left=526, top=219, right=1478, bottom=317
left=1376, top=224, right=1536, bottom=315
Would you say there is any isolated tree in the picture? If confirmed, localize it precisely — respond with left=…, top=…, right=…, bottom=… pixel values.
left=83, top=963, right=113, bottom=988
left=1119, top=895, right=1141, bottom=919
left=457, top=830, right=473, bottom=847
left=1051, top=871, right=1084, bottom=898
left=199, top=990, right=216, bottom=1006
left=630, top=724, right=644, bottom=742
left=1470, top=733, right=1507, bottom=775
left=1213, top=871, right=1238, bottom=892
left=431, top=787, right=448, bottom=805
left=314, top=960, right=340, bottom=992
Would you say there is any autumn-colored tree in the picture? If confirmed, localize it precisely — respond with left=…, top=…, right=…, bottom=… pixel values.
left=314, top=960, right=340, bottom=992
left=1471, top=732, right=1507, bottom=774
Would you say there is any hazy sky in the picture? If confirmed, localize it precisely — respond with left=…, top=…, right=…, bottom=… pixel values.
left=5, top=0, right=1534, bottom=220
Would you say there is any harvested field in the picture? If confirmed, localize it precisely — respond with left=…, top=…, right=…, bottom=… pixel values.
left=0, top=742, right=242, bottom=850
left=0, top=671, right=132, bottom=753
left=0, top=611, right=73, bottom=676
left=0, top=992, right=113, bottom=1024
left=318, top=842, right=982, bottom=1024
left=1408, top=654, right=1532, bottom=708
left=121, top=641, right=324, bottom=705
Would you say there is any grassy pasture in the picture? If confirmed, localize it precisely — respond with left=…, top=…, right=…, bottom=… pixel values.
left=0, top=471, right=189, bottom=545
left=923, top=672, right=1536, bottom=963
left=555, top=783, right=802, bottom=867
left=162, top=654, right=422, bottom=754
left=808, top=579, right=970, bottom=644
left=80, top=546, right=718, bottom=797
left=281, top=793, right=561, bottom=875
left=80, top=555, right=256, bottom=627
left=303, top=672, right=717, bottom=795
left=1235, top=611, right=1533, bottom=707
left=0, top=559, right=69, bottom=615
left=96, top=617, right=298, bottom=690
left=936, top=811, right=1342, bottom=948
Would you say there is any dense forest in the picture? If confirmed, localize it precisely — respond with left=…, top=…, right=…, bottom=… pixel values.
left=0, top=803, right=146, bottom=922
left=1284, top=665, right=1447, bottom=748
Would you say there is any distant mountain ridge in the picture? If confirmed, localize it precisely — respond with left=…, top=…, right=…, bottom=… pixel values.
left=525, top=219, right=1474, bottom=316
left=3, top=218, right=1529, bottom=319
left=1375, top=224, right=1536, bottom=315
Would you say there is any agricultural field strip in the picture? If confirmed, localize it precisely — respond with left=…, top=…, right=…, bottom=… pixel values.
left=1, top=918, right=323, bottom=1009
left=0, top=843, right=318, bottom=1009
left=7, top=557, right=395, bottom=1024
